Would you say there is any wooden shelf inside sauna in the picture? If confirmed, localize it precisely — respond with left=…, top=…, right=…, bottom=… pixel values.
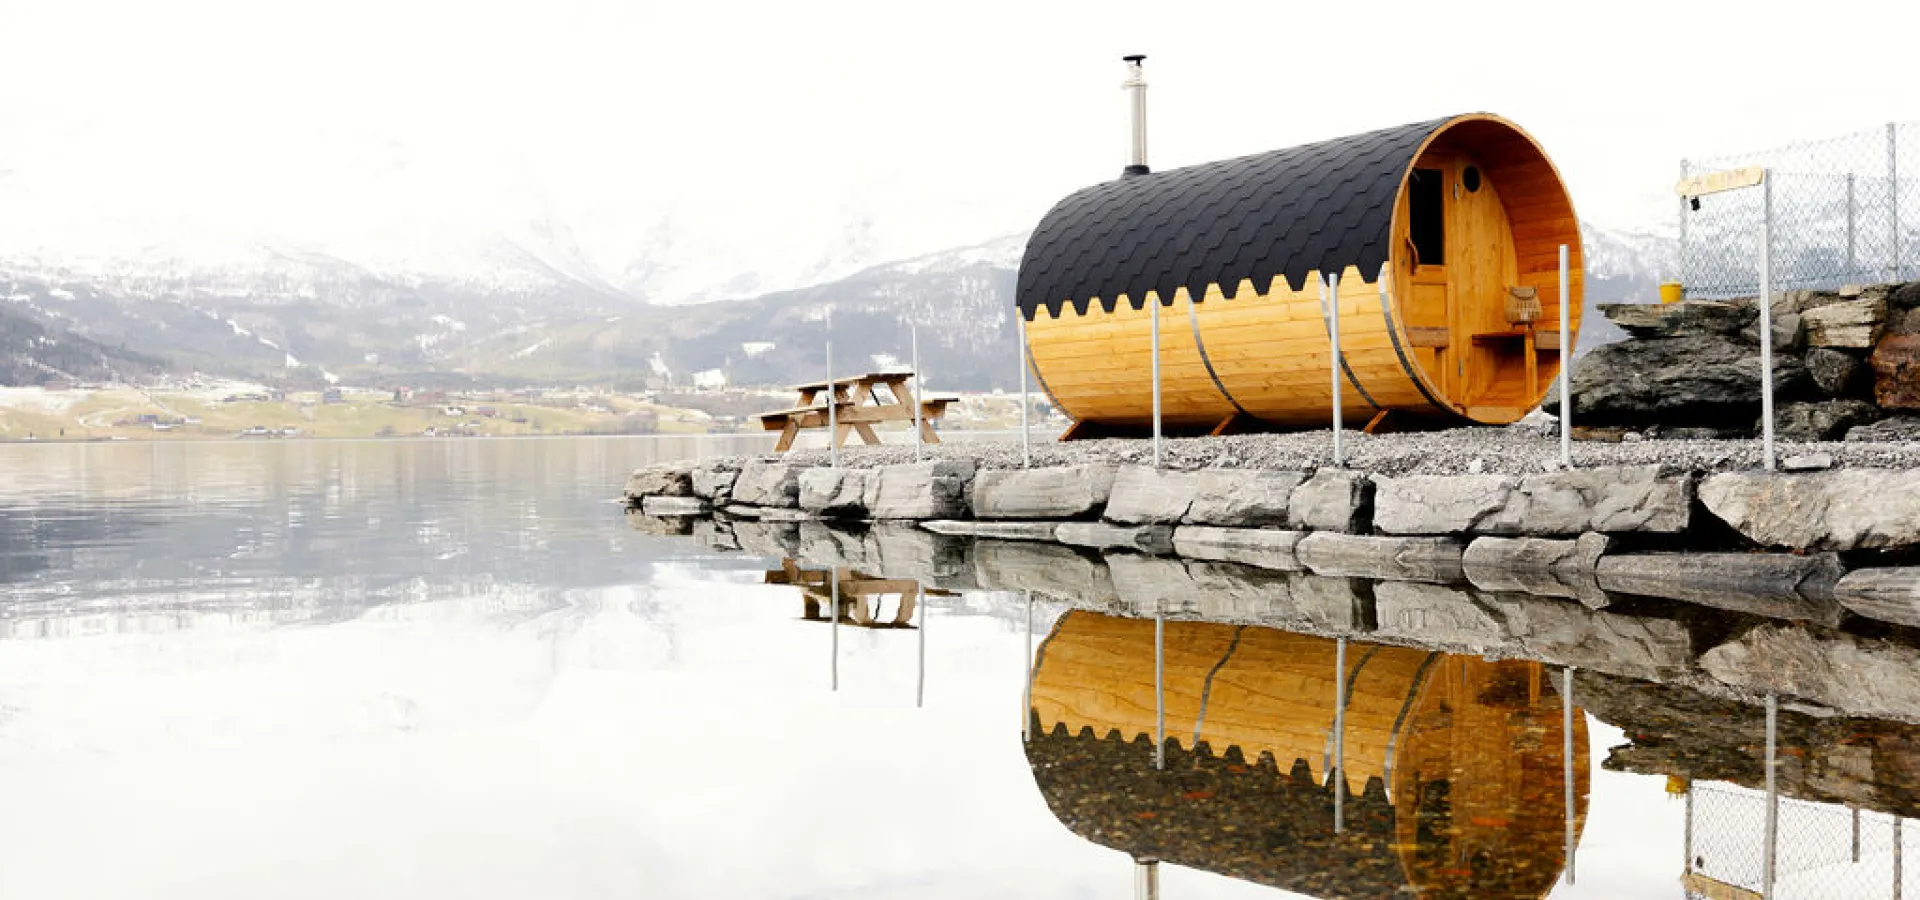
left=1464, top=324, right=1565, bottom=420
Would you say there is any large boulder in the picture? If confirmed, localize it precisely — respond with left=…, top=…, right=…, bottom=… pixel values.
left=971, top=464, right=1116, bottom=519
left=862, top=460, right=975, bottom=519
left=798, top=467, right=868, bottom=517
left=1600, top=301, right=1753, bottom=338
left=1373, top=467, right=1691, bottom=536
left=1805, top=348, right=1868, bottom=396
left=1772, top=400, right=1883, bottom=442
left=691, top=468, right=739, bottom=503
left=1847, top=414, right=1920, bottom=442
left=1803, top=297, right=1888, bottom=349
left=624, top=463, right=693, bottom=500
left=1183, top=469, right=1309, bottom=527
left=1103, top=466, right=1200, bottom=525
left=1286, top=469, right=1373, bottom=532
left=1700, top=469, right=1920, bottom=551
left=1700, top=625, right=1920, bottom=723
left=1370, top=474, right=1515, bottom=534
left=732, top=461, right=803, bottom=508
left=1737, top=311, right=1805, bottom=351
left=1871, top=333, right=1920, bottom=411
left=1557, top=334, right=1813, bottom=428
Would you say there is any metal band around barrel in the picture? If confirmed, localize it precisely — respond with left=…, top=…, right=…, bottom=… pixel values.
left=1185, top=289, right=1253, bottom=418
left=1317, top=277, right=1382, bottom=410
left=1377, top=277, right=1451, bottom=414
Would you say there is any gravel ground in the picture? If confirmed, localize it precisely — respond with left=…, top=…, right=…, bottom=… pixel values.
left=719, top=423, right=1920, bottom=477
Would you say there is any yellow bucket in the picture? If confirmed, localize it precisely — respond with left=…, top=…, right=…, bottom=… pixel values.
left=1659, top=282, right=1684, bottom=304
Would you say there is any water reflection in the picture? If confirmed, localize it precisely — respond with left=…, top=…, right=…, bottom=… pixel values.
left=1026, top=611, right=1588, bottom=899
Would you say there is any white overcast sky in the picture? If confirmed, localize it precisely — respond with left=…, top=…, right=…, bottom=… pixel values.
left=2, top=0, right=1915, bottom=273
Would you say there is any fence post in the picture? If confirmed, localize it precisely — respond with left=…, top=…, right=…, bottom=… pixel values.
left=1560, top=244, right=1573, bottom=468
left=1326, top=273, right=1345, bottom=467
left=1760, top=171, right=1777, bottom=472
left=1149, top=295, right=1163, bottom=468
left=911, top=325, right=922, bottom=462
left=1678, top=158, right=1691, bottom=289
left=1893, top=123, right=1903, bottom=283
left=1847, top=173, right=1859, bottom=276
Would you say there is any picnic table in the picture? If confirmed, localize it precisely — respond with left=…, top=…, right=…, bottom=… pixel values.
left=755, top=371, right=954, bottom=453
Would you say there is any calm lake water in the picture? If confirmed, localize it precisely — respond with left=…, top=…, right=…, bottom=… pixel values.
left=0, top=437, right=1913, bottom=899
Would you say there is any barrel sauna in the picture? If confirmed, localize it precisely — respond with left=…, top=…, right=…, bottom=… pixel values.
left=1017, top=114, right=1582, bottom=436
left=1025, top=612, right=1590, bottom=899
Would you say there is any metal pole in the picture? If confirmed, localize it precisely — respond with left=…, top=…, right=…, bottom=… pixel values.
left=1679, top=159, right=1691, bottom=290
left=1327, top=273, right=1344, bottom=467
left=1334, top=636, right=1347, bottom=834
left=1150, top=296, right=1163, bottom=469
left=1853, top=807, right=1862, bottom=863
left=912, top=325, right=922, bottom=462
left=1897, top=817, right=1906, bottom=900
left=1564, top=665, right=1577, bottom=886
left=1892, top=123, right=1902, bottom=283
left=1559, top=244, right=1572, bottom=469
left=827, top=328, right=838, bottom=469
left=1847, top=173, right=1859, bottom=276
left=1023, top=591, right=1034, bottom=742
left=1760, top=171, right=1777, bottom=472
left=830, top=567, right=841, bottom=692
left=1019, top=317, right=1031, bottom=468
left=1685, top=785, right=1695, bottom=875
left=1764, top=692, right=1779, bottom=899
left=1154, top=610, right=1165, bottom=771
left=1134, top=859, right=1160, bottom=900
left=916, top=583, right=926, bottom=708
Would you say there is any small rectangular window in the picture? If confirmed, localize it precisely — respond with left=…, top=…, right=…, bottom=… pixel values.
left=1409, top=168, right=1446, bottom=267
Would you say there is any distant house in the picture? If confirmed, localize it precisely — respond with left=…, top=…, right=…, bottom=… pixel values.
left=322, top=388, right=344, bottom=404
left=475, top=406, right=498, bottom=418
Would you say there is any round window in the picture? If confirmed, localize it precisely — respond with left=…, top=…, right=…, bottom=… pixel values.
left=1462, top=166, right=1483, bottom=193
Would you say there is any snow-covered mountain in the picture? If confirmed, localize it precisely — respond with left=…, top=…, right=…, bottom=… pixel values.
left=2, top=223, right=1662, bottom=390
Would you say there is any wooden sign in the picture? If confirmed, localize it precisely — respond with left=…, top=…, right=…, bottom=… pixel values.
left=1676, top=166, right=1767, bottom=197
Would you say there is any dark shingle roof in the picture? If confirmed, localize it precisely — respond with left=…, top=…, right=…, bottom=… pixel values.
left=1017, top=117, right=1452, bottom=320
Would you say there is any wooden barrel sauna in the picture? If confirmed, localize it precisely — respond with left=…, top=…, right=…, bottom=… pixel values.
left=1025, top=612, right=1590, bottom=898
left=1017, top=114, right=1582, bottom=436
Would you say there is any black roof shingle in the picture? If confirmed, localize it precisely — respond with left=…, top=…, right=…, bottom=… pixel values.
left=1017, top=117, right=1452, bottom=320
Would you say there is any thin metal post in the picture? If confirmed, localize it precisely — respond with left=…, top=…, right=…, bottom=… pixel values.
left=1685, top=785, right=1695, bottom=875
left=1897, top=817, right=1906, bottom=900
left=1134, top=859, right=1160, bottom=900
left=827, top=328, right=838, bottom=469
left=1023, top=591, right=1034, bottom=742
left=915, top=583, right=926, bottom=708
left=1847, top=173, right=1859, bottom=276
left=1853, top=807, right=1862, bottom=863
left=1764, top=693, right=1779, bottom=899
left=912, top=325, right=923, bottom=462
left=1759, top=171, right=1777, bottom=472
left=1559, top=244, right=1572, bottom=469
left=1154, top=611, right=1165, bottom=771
left=1893, top=123, right=1902, bottom=283
left=1679, top=159, right=1691, bottom=288
left=830, top=567, right=840, bottom=692
left=1149, top=297, right=1163, bottom=469
left=1334, top=636, right=1347, bottom=834
left=1564, top=665, right=1577, bottom=885
left=1326, top=273, right=1345, bottom=466
left=1019, top=317, right=1031, bottom=468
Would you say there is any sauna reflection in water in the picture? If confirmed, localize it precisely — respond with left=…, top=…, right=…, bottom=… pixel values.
left=1025, top=611, right=1590, bottom=900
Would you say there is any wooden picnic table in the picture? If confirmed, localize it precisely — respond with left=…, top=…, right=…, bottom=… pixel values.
left=755, top=371, right=954, bottom=453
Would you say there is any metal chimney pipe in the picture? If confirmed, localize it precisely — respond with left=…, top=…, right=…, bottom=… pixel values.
left=1122, top=55, right=1149, bottom=177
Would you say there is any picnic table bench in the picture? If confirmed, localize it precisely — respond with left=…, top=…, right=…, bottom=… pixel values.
left=756, top=371, right=955, bottom=452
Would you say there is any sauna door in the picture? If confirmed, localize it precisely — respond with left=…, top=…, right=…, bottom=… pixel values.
left=1403, top=156, right=1524, bottom=415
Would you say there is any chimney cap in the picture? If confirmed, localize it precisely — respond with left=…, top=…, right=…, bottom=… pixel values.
left=1122, top=54, right=1146, bottom=63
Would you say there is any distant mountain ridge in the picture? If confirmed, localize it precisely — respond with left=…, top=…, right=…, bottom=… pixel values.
left=0, top=225, right=1659, bottom=390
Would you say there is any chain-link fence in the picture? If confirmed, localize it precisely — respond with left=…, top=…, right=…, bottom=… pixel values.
left=1681, top=122, right=1920, bottom=299
left=1687, top=783, right=1918, bottom=900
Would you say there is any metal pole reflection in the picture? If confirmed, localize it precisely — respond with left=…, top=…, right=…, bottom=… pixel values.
left=916, top=583, right=926, bottom=708
left=1334, top=636, right=1347, bottom=834
left=1154, top=611, right=1166, bottom=771
left=1564, top=665, right=1577, bottom=886
left=1023, top=591, right=1034, bottom=742
left=1764, top=693, right=1779, bottom=899
left=1134, top=858, right=1160, bottom=900
left=830, top=567, right=840, bottom=692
